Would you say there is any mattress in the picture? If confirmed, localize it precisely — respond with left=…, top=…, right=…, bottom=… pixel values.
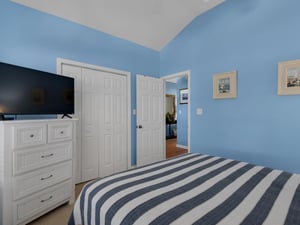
left=68, top=153, right=300, bottom=225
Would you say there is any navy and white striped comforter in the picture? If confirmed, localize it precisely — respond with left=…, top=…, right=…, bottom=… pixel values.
left=68, top=153, right=300, bottom=225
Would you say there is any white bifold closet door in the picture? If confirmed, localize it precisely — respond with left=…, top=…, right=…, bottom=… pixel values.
left=81, top=68, right=127, bottom=180
left=60, top=63, right=128, bottom=183
left=60, top=64, right=82, bottom=183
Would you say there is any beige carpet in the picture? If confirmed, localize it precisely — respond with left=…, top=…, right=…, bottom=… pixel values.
left=28, top=182, right=86, bottom=225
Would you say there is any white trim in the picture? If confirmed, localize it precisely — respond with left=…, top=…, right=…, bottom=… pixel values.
left=56, top=58, right=132, bottom=169
left=161, top=70, right=191, bottom=154
left=176, top=144, right=188, bottom=150
left=57, top=58, right=131, bottom=77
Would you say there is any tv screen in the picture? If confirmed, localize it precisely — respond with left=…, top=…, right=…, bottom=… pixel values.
left=0, top=62, right=74, bottom=116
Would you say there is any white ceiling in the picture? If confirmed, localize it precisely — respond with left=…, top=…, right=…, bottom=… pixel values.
left=11, top=0, right=225, bottom=51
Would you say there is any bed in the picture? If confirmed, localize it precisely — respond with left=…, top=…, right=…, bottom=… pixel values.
left=68, top=153, right=300, bottom=225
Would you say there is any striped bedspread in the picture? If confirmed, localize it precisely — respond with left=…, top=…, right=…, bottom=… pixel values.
left=68, top=153, right=300, bottom=225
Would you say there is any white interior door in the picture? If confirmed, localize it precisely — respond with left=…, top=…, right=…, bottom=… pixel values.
left=136, top=75, right=164, bottom=166
left=98, top=70, right=128, bottom=177
left=60, top=64, right=82, bottom=184
left=81, top=68, right=101, bottom=181
left=81, top=68, right=128, bottom=181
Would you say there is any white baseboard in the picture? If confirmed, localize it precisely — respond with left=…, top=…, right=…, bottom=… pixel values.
left=176, top=144, right=188, bottom=149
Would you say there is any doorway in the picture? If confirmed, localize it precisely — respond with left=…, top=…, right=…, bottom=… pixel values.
left=163, top=71, right=190, bottom=159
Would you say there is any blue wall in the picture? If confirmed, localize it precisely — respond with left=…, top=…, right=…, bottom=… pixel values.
left=160, top=0, right=300, bottom=173
left=166, top=82, right=177, bottom=96
left=2, top=0, right=300, bottom=173
left=176, top=77, right=188, bottom=147
left=0, top=0, right=160, bottom=165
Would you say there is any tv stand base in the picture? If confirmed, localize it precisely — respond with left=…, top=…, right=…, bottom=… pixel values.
left=61, top=114, right=72, bottom=119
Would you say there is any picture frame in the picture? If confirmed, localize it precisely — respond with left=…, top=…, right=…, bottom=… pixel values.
left=179, top=88, right=189, bottom=104
left=278, top=59, right=300, bottom=95
left=213, top=71, right=237, bottom=99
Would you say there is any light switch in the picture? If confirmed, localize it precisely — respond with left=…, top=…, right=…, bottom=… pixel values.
left=196, top=108, right=203, bottom=115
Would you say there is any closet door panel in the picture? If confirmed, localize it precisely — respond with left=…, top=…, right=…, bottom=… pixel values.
left=113, top=77, right=127, bottom=173
left=99, top=74, right=127, bottom=177
left=100, top=91, right=114, bottom=177
left=81, top=69, right=101, bottom=181
left=60, top=64, right=82, bottom=183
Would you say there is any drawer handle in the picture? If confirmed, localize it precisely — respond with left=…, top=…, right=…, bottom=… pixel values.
left=29, top=134, right=35, bottom=138
left=41, top=174, right=53, bottom=181
left=40, top=195, right=53, bottom=203
left=41, top=153, right=54, bottom=158
left=60, top=131, right=64, bottom=134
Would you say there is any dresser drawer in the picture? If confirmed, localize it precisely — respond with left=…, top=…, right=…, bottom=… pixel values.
left=12, top=124, right=47, bottom=149
left=13, top=142, right=72, bottom=175
left=13, top=180, right=72, bottom=225
left=48, top=122, right=72, bottom=143
left=13, top=161, right=72, bottom=200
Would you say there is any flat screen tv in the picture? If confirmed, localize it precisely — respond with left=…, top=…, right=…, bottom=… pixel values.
left=0, top=62, right=74, bottom=118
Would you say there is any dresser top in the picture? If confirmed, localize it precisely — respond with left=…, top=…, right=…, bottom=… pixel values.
left=0, top=118, right=78, bottom=124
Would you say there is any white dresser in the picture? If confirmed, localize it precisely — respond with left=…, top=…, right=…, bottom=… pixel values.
left=0, top=119, right=76, bottom=225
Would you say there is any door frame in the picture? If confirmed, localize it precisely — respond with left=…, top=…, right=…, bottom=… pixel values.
left=161, top=70, right=191, bottom=154
left=56, top=58, right=132, bottom=170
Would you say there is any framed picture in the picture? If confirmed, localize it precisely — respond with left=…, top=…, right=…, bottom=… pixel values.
left=179, top=88, right=189, bottom=104
left=213, top=71, right=237, bottom=99
left=278, top=59, right=300, bottom=95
